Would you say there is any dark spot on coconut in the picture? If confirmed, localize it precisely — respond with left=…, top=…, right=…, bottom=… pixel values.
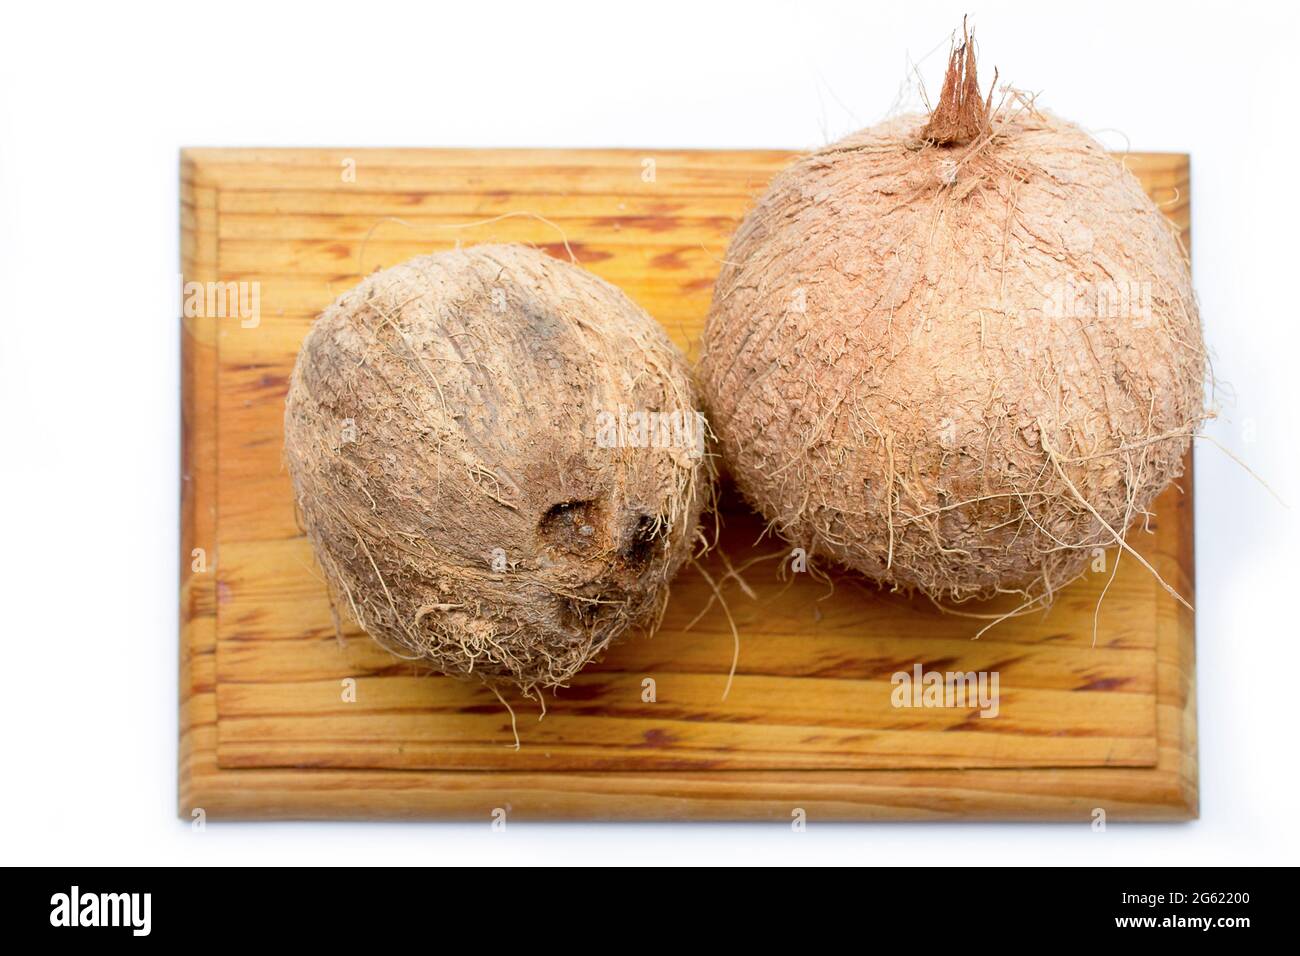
left=621, top=513, right=664, bottom=568
left=539, top=499, right=604, bottom=554
left=556, top=594, right=593, bottom=631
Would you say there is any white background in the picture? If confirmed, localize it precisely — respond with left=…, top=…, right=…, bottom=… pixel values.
left=2, top=0, right=1296, bottom=865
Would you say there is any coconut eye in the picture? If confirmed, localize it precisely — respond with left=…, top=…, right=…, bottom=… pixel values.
left=538, top=500, right=604, bottom=554
left=621, top=513, right=665, bottom=568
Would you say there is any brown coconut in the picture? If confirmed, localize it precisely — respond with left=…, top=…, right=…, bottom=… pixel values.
left=285, top=244, right=711, bottom=695
left=699, top=36, right=1205, bottom=609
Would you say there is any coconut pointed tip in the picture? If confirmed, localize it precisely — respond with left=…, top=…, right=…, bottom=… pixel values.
left=921, top=18, right=995, bottom=147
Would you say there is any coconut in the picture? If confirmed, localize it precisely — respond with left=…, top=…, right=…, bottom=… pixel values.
left=285, top=244, right=710, bottom=696
left=699, top=34, right=1205, bottom=610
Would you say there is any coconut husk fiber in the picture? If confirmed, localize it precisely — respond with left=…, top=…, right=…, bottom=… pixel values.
left=284, top=244, right=712, bottom=697
left=699, top=33, right=1206, bottom=612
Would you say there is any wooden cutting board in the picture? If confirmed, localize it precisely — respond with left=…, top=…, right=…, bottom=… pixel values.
left=179, top=147, right=1196, bottom=820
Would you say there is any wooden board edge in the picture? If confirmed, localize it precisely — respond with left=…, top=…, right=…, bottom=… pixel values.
left=1167, top=450, right=1198, bottom=818
left=179, top=762, right=1196, bottom=822
left=179, top=150, right=221, bottom=819
left=1180, top=159, right=1200, bottom=819
left=1152, top=152, right=1198, bottom=820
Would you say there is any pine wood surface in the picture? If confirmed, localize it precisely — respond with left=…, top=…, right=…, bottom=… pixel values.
left=179, top=147, right=1196, bottom=820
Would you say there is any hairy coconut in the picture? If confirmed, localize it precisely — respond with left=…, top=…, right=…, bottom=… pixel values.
left=699, top=35, right=1205, bottom=609
left=285, top=244, right=710, bottom=695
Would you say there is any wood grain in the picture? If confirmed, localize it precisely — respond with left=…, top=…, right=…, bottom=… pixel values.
left=179, top=147, right=1197, bottom=820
